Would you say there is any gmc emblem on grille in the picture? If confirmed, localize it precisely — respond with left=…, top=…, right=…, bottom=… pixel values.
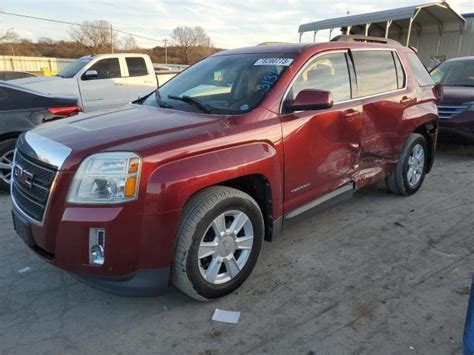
left=13, top=165, right=34, bottom=188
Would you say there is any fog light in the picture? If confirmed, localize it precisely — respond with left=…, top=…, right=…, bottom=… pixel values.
left=89, top=228, right=105, bottom=265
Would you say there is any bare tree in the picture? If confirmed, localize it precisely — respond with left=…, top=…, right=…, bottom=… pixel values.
left=38, top=37, right=54, bottom=45
left=0, top=28, right=20, bottom=55
left=121, top=35, right=138, bottom=51
left=0, top=28, right=19, bottom=43
left=171, top=26, right=211, bottom=64
left=69, top=20, right=119, bottom=53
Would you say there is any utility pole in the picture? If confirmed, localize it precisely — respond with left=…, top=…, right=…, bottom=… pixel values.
left=163, top=39, right=168, bottom=65
left=110, top=24, right=114, bottom=53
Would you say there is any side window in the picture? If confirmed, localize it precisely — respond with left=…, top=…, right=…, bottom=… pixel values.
left=288, top=52, right=351, bottom=103
left=405, top=52, right=435, bottom=87
left=352, top=51, right=398, bottom=97
left=392, top=52, right=406, bottom=89
left=86, top=58, right=121, bottom=79
left=126, top=57, right=148, bottom=77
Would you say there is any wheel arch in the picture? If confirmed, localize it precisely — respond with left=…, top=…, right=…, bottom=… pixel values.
left=413, top=121, right=437, bottom=174
left=0, top=131, right=23, bottom=143
left=145, top=142, right=283, bottom=241
left=217, top=174, right=274, bottom=242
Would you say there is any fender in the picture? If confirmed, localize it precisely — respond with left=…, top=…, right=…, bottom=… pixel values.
left=143, top=142, right=283, bottom=220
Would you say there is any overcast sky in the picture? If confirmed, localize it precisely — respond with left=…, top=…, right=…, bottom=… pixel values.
left=1, top=0, right=473, bottom=48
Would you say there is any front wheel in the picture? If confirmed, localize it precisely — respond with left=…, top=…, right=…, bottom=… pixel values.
left=172, top=186, right=264, bottom=301
left=0, top=139, right=16, bottom=193
left=386, top=133, right=428, bottom=196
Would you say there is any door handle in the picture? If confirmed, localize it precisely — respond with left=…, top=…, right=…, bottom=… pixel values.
left=344, top=109, right=360, bottom=120
left=400, top=96, right=414, bottom=104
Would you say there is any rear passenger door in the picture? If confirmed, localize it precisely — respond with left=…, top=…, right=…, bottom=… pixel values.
left=351, top=49, right=409, bottom=164
left=124, top=57, right=157, bottom=101
left=281, top=51, right=363, bottom=212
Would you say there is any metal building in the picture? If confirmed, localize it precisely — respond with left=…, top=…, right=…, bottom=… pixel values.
left=298, top=2, right=473, bottom=65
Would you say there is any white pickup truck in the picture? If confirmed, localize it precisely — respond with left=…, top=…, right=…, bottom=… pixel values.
left=10, top=53, right=169, bottom=112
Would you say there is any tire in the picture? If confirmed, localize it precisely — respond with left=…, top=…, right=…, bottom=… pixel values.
left=172, top=186, right=264, bottom=301
left=0, top=139, right=16, bottom=193
left=386, top=133, right=428, bottom=196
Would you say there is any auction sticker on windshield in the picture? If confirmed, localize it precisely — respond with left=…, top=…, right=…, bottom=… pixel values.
left=254, top=58, right=294, bottom=66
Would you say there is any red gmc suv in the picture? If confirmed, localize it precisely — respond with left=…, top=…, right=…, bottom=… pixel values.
left=11, top=38, right=439, bottom=301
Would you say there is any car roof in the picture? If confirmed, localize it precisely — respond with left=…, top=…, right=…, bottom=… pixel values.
left=214, top=41, right=404, bottom=57
left=444, top=56, right=474, bottom=62
left=214, top=43, right=310, bottom=56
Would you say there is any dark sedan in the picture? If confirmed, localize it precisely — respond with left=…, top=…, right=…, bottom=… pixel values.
left=431, top=57, right=474, bottom=141
left=0, top=82, right=81, bottom=192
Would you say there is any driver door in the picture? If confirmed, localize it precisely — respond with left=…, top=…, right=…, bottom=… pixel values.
left=79, top=58, right=128, bottom=112
left=280, top=51, right=363, bottom=213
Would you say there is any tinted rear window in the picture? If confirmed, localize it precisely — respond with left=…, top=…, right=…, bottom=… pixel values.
left=405, top=52, right=434, bottom=87
left=126, top=57, right=148, bottom=77
left=352, top=50, right=398, bottom=97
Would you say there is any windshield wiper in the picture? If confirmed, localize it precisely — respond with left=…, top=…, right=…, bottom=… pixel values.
left=154, top=91, right=175, bottom=109
left=168, top=95, right=212, bottom=113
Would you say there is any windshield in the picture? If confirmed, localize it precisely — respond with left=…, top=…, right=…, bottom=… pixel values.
left=143, top=53, right=296, bottom=115
left=58, top=56, right=93, bottom=78
left=431, top=60, right=474, bottom=87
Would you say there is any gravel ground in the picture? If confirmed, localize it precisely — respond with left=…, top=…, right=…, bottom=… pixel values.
left=1, top=141, right=473, bottom=355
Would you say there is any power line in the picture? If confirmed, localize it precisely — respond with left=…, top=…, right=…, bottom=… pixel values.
left=0, top=10, right=169, bottom=44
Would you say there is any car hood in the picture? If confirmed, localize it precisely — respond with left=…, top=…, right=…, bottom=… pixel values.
left=31, top=104, right=229, bottom=170
left=440, top=86, right=474, bottom=105
left=9, top=75, right=64, bottom=85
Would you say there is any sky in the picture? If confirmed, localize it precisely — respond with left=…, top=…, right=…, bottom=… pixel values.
left=1, top=0, right=473, bottom=49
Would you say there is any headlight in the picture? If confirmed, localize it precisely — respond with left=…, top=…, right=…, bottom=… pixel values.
left=67, top=152, right=141, bottom=204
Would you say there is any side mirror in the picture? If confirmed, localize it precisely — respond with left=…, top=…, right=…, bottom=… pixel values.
left=83, top=70, right=99, bottom=80
left=285, top=89, right=334, bottom=112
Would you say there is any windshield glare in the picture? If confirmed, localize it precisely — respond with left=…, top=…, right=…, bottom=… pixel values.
left=58, top=56, right=92, bottom=78
left=431, top=60, right=474, bottom=87
left=144, top=53, right=295, bottom=115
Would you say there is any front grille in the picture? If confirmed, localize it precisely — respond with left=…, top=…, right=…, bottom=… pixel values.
left=438, top=104, right=469, bottom=120
left=12, top=151, right=57, bottom=222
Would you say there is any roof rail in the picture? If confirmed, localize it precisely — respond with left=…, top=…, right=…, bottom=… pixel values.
left=331, top=35, right=401, bottom=46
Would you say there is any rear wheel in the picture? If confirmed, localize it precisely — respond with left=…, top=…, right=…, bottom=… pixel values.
left=172, top=186, right=264, bottom=301
left=386, top=133, right=427, bottom=196
left=0, top=139, right=16, bottom=192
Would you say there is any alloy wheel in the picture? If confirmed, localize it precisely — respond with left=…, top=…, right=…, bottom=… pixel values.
left=198, top=210, right=254, bottom=285
left=0, top=149, right=14, bottom=185
left=407, top=143, right=425, bottom=187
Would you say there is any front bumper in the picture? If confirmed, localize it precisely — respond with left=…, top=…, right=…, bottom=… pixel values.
left=72, top=268, right=170, bottom=297
left=439, top=110, right=474, bottom=140
left=439, top=127, right=474, bottom=141
left=12, top=200, right=181, bottom=297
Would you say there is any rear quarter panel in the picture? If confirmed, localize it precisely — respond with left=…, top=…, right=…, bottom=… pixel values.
left=398, top=49, right=438, bottom=141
